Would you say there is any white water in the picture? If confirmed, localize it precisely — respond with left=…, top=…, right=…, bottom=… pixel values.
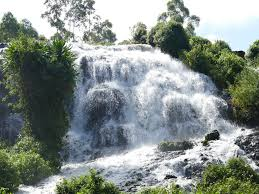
left=18, top=43, right=250, bottom=193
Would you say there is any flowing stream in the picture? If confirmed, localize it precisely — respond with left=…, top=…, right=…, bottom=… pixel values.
left=18, top=43, right=251, bottom=193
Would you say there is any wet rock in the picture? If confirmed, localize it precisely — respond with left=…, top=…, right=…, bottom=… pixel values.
left=164, top=174, right=177, bottom=180
left=84, top=85, right=126, bottom=129
left=184, top=163, right=204, bottom=179
left=205, top=130, right=220, bottom=141
left=235, top=131, right=259, bottom=165
left=94, top=125, right=128, bottom=147
left=158, top=141, right=194, bottom=152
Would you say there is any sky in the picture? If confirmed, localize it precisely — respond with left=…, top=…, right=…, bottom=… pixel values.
left=0, top=0, right=259, bottom=51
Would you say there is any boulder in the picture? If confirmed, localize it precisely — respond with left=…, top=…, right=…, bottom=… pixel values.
left=94, top=125, right=128, bottom=147
left=84, top=85, right=126, bottom=129
left=158, top=141, right=194, bottom=152
left=205, top=130, right=220, bottom=141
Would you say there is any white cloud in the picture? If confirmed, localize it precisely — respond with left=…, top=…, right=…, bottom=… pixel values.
left=185, top=0, right=259, bottom=26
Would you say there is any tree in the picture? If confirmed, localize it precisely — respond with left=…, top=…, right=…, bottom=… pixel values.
left=83, top=19, right=117, bottom=45
left=131, top=22, right=147, bottom=44
left=0, top=12, right=19, bottom=42
left=246, top=40, right=259, bottom=66
left=158, top=0, right=200, bottom=35
left=19, top=19, right=38, bottom=38
left=2, top=37, right=76, bottom=169
left=153, top=21, right=190, bottom=58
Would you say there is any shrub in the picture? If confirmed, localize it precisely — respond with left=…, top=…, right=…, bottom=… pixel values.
left=197, top=158, right=259, bottom=194
left=246, top=40, right=259, bottom=61
left=138, top=184, right=186, bottom=194
left=56, top=170, right=122, bottom=194
left=183, top=45, right=215, bottom=75
left=131, top=22, right=148, bottom=44
left=189, top=36, right=211, bottom=49
left=13, top=135, right=44, bottom=154
left=229, top=69, right=259, bottom=125
left=11, top=152, right=52, bottom=185
left=153, top=21, right=190, bottom=58
left=2, top=37, right=76, bottom=169
left=158, top=141, right=194, bottom=152
left=212, top=51, right=245, bottom=89
left=0, top=150, right=20, bottom=192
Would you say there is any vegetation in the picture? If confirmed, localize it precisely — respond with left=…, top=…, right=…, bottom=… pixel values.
left=56, top=170, right=123, bottom=194
left=229, top=69, right=259, bottom=125
left=131, top=22, right=148, bottom=44
left=158, top=141, right=194, bottom=152
left=2, top=37, right=76, bottom=170
left=138, top=184, right=186, bottom=194
left=197, top=158, right=259, bottom=194
left=152, top=21, right=190, bottom=58
left=0, top=12, right=38, bottom=42
left=42, top=0, right=117, bottom=44
left=0, top=150, right=20, bottom=192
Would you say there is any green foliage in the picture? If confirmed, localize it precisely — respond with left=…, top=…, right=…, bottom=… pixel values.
left=196, top=177, right=259, bottom=194
left=197, top=158, right=259, bottom=194
left=153, top=21, right=190, bottom=58
left=2, top=37, right=76, bottom=169
left=0, top=150, right=20, bottom=192
left=147, top=22, right=164, bottom=47
left=138, top=184, right=186, bottom=194
left=118, top=40, right=132, bottom=45
left=0, top=12, right=38, bottom=42
left=212, top=51, right=245, bottom=89
left=229, top=69, right=259, bottom=125
left=56, top=170, right=122, bottom=194
left=246, top=40, right=259, bottom=61
left=189, top=36, right=211, bottom=49
left=19, top=19, right=38, bottom=39
left=0, top=12, right=19, bottom=42
left=13, top=136, right=44, bottom=154
left=83, top=19, right=117, bottom=45
left=131, top=22, right=148, bottom=44
left=11, top=152, right=52, bottom=185
left=158, top=141, right=193, bottom=152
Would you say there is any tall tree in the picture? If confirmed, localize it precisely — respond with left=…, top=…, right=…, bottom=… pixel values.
left=83, top=19, right=117, bottom=45
left=158, top=0, right=200, bottom=35
left=131, top=22, right=148, bottom=44
left=0, top=12, right=19, bottom=42
left=19, top=19, right=38, bottom=38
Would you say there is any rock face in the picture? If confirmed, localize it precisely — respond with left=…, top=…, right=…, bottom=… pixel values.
left=235, top=131, right=259, bottom=166
left=205, top=130, right=220, bottom=141
left=84, top=85, right=126, bottom=129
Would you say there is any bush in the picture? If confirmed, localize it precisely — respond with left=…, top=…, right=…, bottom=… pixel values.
left=0, top=150, right=20, bottom=192
left=56, top=170, right=122, bottom=194
left=11, top=152, right=52, bottom=185
left=246, top=40, right=259, bottom=61
left=212, top=51, right=245, bottom=89
left=138, top=184, right=186, bottom=194
left=13, top=135, right=44, bottom=154
left=229, top=69, right=259, bottom=125
left=2, top=37, right=76, bottom=169
left=197, top=158, right=259, bottom=194
left=189, top=36, right=211, bottom=49
left=183, top=45, right=214, bottom=75
left=158, top=141, right=194, bottom=152
left=153, top=21, right=190, bottom=58
left=131, top=22, right=148, bottom=44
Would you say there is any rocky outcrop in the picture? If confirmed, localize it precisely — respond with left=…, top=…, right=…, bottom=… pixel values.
left=205, top=130, right=220, bottom=141
left=235, top=130, right=259, bottom=166
left=84, top=85, right=126, bottom=129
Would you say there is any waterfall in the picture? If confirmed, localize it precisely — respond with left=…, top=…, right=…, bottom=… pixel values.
left=18, top=43, right=247, bottom=193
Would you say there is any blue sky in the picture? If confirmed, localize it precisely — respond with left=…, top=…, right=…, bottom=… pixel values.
left=0, top=0, right=259, bottom=51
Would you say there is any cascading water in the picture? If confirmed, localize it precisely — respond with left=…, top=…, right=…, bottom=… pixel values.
left=18, top=43, right=252, bottom=193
